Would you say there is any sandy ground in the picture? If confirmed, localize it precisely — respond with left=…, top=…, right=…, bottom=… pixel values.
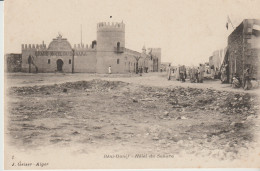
left=4, top=72, right=260, bottom=169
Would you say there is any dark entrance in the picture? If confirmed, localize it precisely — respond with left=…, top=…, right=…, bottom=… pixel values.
left=57, top=59, right=64, bottom=72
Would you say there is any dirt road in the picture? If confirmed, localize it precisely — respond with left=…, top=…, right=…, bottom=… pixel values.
left=4, top=73, right=260, bottom=169
left=5, top=72, right=260, bottom=93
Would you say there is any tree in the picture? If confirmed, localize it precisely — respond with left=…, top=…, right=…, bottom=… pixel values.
left=133, top=55, right=141, bottom=74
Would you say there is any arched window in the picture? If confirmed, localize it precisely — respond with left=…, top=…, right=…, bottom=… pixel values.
left=117, top=59, right=120, bottom=64
left=117, top=42, right=120, bottom=48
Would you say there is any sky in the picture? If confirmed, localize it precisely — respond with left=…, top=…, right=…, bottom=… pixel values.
left=4, top=0, right=260, bottom=66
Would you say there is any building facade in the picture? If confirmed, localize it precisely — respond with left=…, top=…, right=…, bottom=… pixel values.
left=223, top=19, right=260, bottom=83
left=21, top=36, right=97, bottom=73
left=18, top=22, right=161, bottom=74
left=148, top=48, right=161, bottom=72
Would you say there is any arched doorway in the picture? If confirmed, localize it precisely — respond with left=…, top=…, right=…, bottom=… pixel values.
left=57, top=59, right=63, bottom=72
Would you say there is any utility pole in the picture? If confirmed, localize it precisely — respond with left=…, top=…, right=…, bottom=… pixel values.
left=230, top=21, right=235, bottom=30
left=81, top=24, right=83, bottom=47
left=227, top=16, right=235, bottom=30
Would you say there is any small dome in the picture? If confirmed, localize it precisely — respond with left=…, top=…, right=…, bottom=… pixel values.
left=48, top=35, right=72, bottom=51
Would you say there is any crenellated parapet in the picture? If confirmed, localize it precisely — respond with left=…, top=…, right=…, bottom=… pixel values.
left=73, top=43, right=96, bottom=50
left=22, top=43, right=47, bottom=51
left=97, top=22, right=125, bottom=32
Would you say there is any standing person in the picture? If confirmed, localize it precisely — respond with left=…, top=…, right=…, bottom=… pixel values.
left=108, top=66, right=112, bottom=74
left=221, top=64, right=227, bottom=83
left=179, top=65, right=185, bottom=82
left=184, top=67, right=187, bottom=80
left=215, top=67, right=219, bottom=79
left=167, top=64, right=171, bottom=80
left=139, top=67, right=143, bottom=76
left=182, top=65, right=186, bottom=82
left=198, top=64, right=204, bottom=83
left=190, top=67, right=196, bottom=83
left=195, top=67, right=199, bottom=83
left=179, top=66, right=183, bottom=82
left=176, top=66, right=180, bottom=81
left=244, top=68, right=251, bottom=90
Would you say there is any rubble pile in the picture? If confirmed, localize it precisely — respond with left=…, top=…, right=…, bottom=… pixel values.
left=10, top=79, right=129, bottom=95
left=137, top=86, right=258, bottom=116
left=7, top=79, right=260, bottom=161
left=162, top=87, right=259, bottom=115
left=10, top=80, right=259, bottom=116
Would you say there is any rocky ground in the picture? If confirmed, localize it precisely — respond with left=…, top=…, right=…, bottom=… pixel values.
left=5, top=74, right=260, bottom=166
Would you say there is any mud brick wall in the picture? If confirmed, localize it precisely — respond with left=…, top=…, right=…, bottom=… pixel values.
left=228, top=22, right=244, bottom=83
left=74, top=51, right=96, bottom=73
left=244, top=20, right=260, bottom=80
left=5, top=53, right=22, bottom=72
left=244, top=48, right=260, bottom=79
left=228, top=19, right=260, bottom=83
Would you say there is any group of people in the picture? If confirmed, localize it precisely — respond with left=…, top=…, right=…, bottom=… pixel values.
left=220, top=62, right=253, bottom=90
left=188, top=64, right=205, bottom=83
left=109, top=64, right=254, bottom=90
left=167, top=64, right=205, bottom=83
left=232, top=68, right=252, bottom=90
left=167, top=63, right=254, bottom=90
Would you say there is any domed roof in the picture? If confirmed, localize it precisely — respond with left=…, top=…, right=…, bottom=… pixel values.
left=48, top=34, right=72, bottom=51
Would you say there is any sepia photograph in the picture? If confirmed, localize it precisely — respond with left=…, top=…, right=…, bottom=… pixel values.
left=3, top=0, right=260, bottom=169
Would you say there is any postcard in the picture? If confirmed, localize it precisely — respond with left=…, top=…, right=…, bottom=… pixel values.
left=3, top=0, right=260, bottom=169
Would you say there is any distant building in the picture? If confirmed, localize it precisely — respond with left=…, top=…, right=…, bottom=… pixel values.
left=5, top=53, right=22, bottom=72
left=209, top=48, right=227, bottom=77
left=209, top=56, right=213, bottom=68
left=160, top=62, right=172, bottom=72
left=148, top=48, right=161, bottom=72
left=18, top=22, right=161, bottom=74
left=210, top=48, right=227, bottom=71
left=222, top=19, right=260, bottom=83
